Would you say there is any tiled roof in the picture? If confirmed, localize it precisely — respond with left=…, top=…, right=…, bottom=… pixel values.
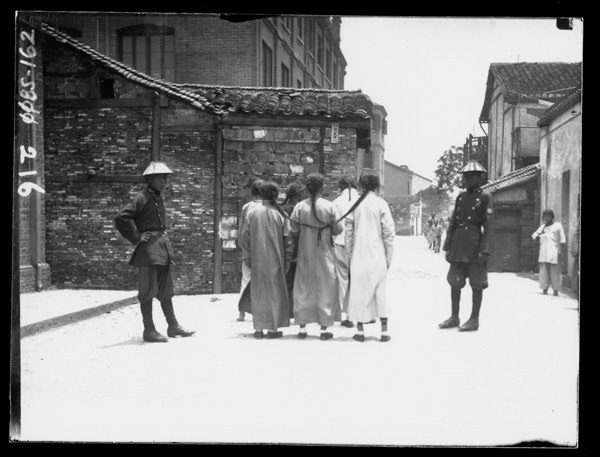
left=38, top=22, right=212, bottom=111
left=481, top=163, right=540, bottom=193
left=37, top=21, right=372, bottom=119
left=537, top=87, right=582, bottom=126
left=479, top=62, right=582, bottom=122
left=173, top=84, right=372, bottom=118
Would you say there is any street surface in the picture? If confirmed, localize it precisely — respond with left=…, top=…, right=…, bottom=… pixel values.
left=18, top=236, right=579, bottom=446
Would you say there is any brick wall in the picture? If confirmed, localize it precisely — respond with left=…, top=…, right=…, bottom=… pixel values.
left=219, top=123, right=358, bottom=292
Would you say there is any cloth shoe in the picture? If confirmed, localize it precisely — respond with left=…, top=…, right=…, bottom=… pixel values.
left=167, top=325, right=195, bottom=338
left=438, top=317, right=460, bottom=329
left=458, top=319, right=479, bottom=332
left=553, top=290, right=559, bottom=296
left=254, top=330, right=264, bottom=339
left=320, top=332, right=333, bottom=340
left=340, top=319, right=354, bottom=328
left=380, top=335, right=391, bottom=342
left=143, top=329, right=168, bottom=343
left=265, top=331, right=283, bottom=339
left=353, top=334, right=365, bottom=342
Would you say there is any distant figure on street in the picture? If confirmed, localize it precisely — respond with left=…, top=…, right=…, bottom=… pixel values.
left=280, top=181, right=305, bottom=313
left=532, top=209, right=566, bottom=296
left=115, top=161, right=195, bottom=343
left=236, top=177, right=264, bottom=321
left=432, top=219, right=443, bottom=253
left=290, top=173, right=342, bottom=340
left=332, top=175, right=360, bottom=328
left=439, top=160, right=493, bottom=332
left=241, top=181, right=293, bottom=339
left=345, top=171, right=395, bottom=342
left=426, top=212, right=437, bottom=249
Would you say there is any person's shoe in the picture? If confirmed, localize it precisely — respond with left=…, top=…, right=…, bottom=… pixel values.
left=297, top=332, right=307, bottom=339
left=265, top=331, right=283, bottom=339
left=543, top=289, right=548, bottom=295
left=353, top=334, right=365, bottom=342
left=438, top=317, right=460, bottom=329
left=553, top=290, right=559, bottom=296
left=320, top=332, right=333, bottom=340
left=254, top=330, right=265, bottom=339
left=167, top=325, right=195, bottom=338
left=381, top=334, right=391, bottom=342
left=143, top=329, right=168, bottom=343
left=237, top=312, right=245, bottom=322
left=340, top=319, right=354, bottom=328
left=458, top=319, right=479, bottom=332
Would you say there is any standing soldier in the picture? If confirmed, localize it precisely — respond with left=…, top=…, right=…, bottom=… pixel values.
left=439, top=161, right=493, bottom=332
left=115, top=161, right=195, bottom=343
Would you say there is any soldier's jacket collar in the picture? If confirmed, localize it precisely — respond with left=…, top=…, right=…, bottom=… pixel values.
left=147, top=185, right=162, bottom=197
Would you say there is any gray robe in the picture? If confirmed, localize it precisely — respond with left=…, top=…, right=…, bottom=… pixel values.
left=241, top=200, right=292, bottom=331
left=290, top=198, right=342, bottom=327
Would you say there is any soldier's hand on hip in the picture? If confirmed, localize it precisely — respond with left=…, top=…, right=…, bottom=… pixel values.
left=477, top=253, right=489, bottom=266
left=138, top=231, right=152, bottom=243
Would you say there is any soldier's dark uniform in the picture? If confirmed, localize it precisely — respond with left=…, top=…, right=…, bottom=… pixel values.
left=439, top=161, right=494, bottom=332
left=115, top=161, right=194, bottom=343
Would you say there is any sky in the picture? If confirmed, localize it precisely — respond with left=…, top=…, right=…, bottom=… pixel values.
left=339, top=17, right=583, bottom=181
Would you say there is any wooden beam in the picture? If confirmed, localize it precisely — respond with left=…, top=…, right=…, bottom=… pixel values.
left=213, top=123, right=224, bottom=294
left=151, top=93, right=161, bottom=161
left=45, top=98, right=169, bottom=109
left=220, top=113, right=370, bottom=130
left=46, top=175, right=145, bottom=183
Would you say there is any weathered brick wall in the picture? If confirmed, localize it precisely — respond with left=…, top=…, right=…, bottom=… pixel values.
left=219, top=123, right=358, bottom=292
left=160, top=106, right=216, bottom=294
left=44, top=105, right=153, bottom=290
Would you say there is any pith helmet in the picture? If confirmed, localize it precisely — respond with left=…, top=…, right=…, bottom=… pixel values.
left=460, top=160, right=487, bottom=173
left=143, top=161, right=173, bottom=176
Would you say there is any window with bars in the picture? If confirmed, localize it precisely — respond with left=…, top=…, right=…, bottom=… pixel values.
left=262, top=41, right=274, bottom=86
left=306, top=19, right=315, bottom=55
left=118, top=24, right=175, bottom=81
left=281, top=63, right=290, bottom=87
left=317, top=25, right=324, bottom=68
left=296, top=17, right=304, bottom=41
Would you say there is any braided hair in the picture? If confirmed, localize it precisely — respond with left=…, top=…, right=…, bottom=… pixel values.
left=259, top=180, right=280, bottom=206
left=249, top=177, right=265, bottom=199
left=282, top=181, right=304, bottom=206
left=305, top=173, right=325, bottom=224
left=359, top=171, right=380, bottom=193
left=338, top=175, right=357, bottom=201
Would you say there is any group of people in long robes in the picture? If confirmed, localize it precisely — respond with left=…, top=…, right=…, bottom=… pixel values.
left=237, top=171, right=395, bottom=342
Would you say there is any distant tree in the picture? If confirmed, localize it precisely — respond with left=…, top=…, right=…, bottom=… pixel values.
left=434, top=146, right=464, bottom=193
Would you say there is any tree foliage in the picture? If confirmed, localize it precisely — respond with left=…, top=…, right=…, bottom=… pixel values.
left=434, top=146, right=464, bottom=193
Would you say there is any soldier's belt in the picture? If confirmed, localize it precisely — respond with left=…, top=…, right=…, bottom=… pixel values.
left=457, top=224, right=480, bottom=230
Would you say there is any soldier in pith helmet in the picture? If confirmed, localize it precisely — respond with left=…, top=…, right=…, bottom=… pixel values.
left=438, top=160, right=494, bottom=332
left=115, top=161, right=195, bottom=343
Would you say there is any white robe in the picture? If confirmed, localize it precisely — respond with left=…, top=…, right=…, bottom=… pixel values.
left=532, top=221, right=566, bottom=264
left=345, top=192, right=395, bottom=323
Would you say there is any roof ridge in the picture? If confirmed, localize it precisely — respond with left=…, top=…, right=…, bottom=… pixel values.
left=173, top=83, right=364, bottom=93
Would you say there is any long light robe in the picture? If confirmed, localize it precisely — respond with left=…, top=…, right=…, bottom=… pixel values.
left=290, top=198, right=342, bottom=326
left=345, top=192, right=395, bottom=323
left=332, top=188, right=360, bottom=313
left=238, top=199, right=262, bottom=293
left=241, top=201, right=292, bottom=331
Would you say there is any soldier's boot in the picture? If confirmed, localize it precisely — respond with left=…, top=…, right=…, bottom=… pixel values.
left=141, top=300, right=168, bottom=343
left=439, top=289, right=461, bottom=329
left=161, top=298, right=195, bottom=338
left=459, top=289, right=482, bottom=332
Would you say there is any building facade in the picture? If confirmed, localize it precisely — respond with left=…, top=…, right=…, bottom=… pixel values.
left=478, top=62, right=581, bottom=273
left=537, top=88, right=581, bottom=289
left=16, top=20, right=378, bottom=294
left=21, top=12, right=347, bottom=90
